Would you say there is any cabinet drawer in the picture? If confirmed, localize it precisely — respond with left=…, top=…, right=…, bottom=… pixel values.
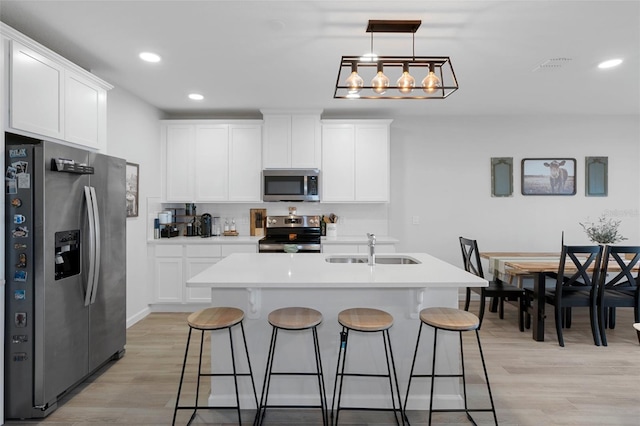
left=155, top=245, right=183, bottom=257
left=221, top=244, right=257, bottom=256
left=186, top=244, right=222, bottom=258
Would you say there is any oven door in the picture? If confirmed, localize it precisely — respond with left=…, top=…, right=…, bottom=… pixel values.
left=258, top=242, right=322, bottom=253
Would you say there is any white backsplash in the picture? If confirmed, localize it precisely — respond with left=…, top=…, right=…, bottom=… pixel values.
left=148, top=197, right=389, bottom=239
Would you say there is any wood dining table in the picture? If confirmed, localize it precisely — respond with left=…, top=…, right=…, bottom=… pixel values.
left=481, top=252, right=561, bottom=342
left=481, top=251, right=634, bottom=342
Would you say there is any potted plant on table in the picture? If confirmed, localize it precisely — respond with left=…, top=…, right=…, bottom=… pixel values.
left=579, top=214, right=627, bottom=245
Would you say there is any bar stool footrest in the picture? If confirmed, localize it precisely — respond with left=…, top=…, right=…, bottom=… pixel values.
left=175, top=405, right=247, bottom=411
left=336, top=407, right=404, bottom=413
left=200, top=372, right=254, bottom=377
left=262, top=404, right=325, bottom=409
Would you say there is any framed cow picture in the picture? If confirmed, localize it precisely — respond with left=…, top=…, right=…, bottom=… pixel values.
left=521, top=158, right=576, bottom=195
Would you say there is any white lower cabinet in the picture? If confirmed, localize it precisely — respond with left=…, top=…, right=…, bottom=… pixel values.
left=153, top=245, right=184, bottom=303
left=184, top=245, right=223, bottom=303
left=152, top=243, right=257, bottom=306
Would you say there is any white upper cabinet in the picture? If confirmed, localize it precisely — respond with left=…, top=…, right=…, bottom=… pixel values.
left=3, top=26, right=112, bottom=151
left=321, top=123, right=356, bottom=202
left=321, top=120, right=392, bottom=203
left=9, top=41, right=64, bottom=139
left=164, top=125, right=195, bottom=201
left=262, top=111, right=321, bottom=169
left=161, top=120, right=262, bottom=203
left=354, top=123, right=390, bottom=202
left=228, top=124, right=262, bottom=201
left=64, top=70, right=107, bottom=149
left=194, top=125, right=229, bottom=201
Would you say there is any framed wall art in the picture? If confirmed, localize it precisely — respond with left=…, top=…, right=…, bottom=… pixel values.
left=521, top=158, right=576, bottom=196
left=491, top=157, right=513, bottom=197
left=126, top=162, right=139, bottom=217
left=585, top=156, right=608, bottom=197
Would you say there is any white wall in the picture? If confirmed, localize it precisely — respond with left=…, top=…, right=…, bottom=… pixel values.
left=104, top=87, right=162, bottom=326
left=388, top=115, right=640, bottom=267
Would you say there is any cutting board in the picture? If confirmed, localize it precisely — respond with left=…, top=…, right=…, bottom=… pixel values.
left=250, top=208, right=267, bottom=236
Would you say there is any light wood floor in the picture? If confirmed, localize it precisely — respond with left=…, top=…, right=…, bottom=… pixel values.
left=6, top=302, right=640, bottom=425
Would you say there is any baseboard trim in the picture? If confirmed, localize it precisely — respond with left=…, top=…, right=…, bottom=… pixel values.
left=126, top=306, right=151, bottom=328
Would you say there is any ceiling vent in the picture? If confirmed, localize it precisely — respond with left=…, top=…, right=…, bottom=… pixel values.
left=532, top=57, right=572, bottom=72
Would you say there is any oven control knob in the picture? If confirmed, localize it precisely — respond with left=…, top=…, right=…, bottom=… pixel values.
left=269, top=218, right=277, bottom=225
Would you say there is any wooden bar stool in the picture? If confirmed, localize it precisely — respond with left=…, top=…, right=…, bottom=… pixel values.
left=172, top=307, right=257, bottom=426
left=404, top=307, right=498, bottom=425
left=331, top=307, right=404, bottom=426
left=255, top=307, right=327, bottom=426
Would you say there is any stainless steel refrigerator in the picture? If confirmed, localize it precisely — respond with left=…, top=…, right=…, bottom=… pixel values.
left=4, top=134, right=126, bottom=419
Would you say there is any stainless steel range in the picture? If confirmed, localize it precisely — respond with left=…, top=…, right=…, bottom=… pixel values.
left=258, top=215, right=321, bottom=253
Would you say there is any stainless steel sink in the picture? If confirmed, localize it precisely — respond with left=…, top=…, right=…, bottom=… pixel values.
left=325, top=255, right=420, bottom=264
left=325, top=256, right=367, bottom=264
left=374, top=256, right=420, bottom=264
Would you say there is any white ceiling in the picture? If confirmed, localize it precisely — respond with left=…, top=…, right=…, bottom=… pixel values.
left=1, top=1, right=639, bottom=118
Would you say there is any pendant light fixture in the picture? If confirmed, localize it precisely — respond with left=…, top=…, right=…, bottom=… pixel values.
left=371, top=62, right=390, bottom=94
left=396, top=62, right=415, bottom=93
left=421, top=63, right=441, bottom=93
left=345, top=61, right=364, bottom=94
left=334, top=20, right=458, bottom=99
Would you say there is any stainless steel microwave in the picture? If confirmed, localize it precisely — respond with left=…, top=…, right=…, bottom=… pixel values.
left=262, top=169, right=320, bottom=202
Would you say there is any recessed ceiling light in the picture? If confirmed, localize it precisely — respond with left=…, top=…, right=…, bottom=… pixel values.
left=139, top=52, right=161, bottom=63
left=188, top=93, right=204, bottom=101
left=598, top=58, right=623, bottom=69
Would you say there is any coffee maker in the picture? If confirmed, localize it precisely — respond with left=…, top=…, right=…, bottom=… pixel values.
left=200, top=213, right=212, bottom=238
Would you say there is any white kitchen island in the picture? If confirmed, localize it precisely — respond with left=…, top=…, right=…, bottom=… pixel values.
left=186, top=252, right=487, bottom=412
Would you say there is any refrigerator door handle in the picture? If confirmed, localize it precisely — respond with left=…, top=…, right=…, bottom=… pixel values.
left=89, top=186, right=101, bottom=304
left=84, top=186, right=97, bottom=307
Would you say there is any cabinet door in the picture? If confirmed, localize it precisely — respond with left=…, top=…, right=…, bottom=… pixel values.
left=228, top=125, right=262, bottom=202
left=321, top=125, right=355, bottom=202
left=195, top=125, right=229, bottom=201
left=291, top=115, right=320, bottom=168
left=154, top=257, right=184, bottom=303
left=185, top=258, right=220, bottom=302
left=355, top=124, right=390, bottom=202
left=10, top=41, right=64, bottom=139
left=164, top=125, right=195, bottom=201
left=65, top=71, right=106, bottom=150
left=262, top=115, right=291, bottom=168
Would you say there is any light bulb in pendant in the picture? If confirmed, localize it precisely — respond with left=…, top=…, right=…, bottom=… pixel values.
left=396, top=62, right=415, bottom=94
left=371, top=62, right=390, bottom=94
left=345, top=61, right=364, bottom=94
left=422, top=63, right=440, bottom=93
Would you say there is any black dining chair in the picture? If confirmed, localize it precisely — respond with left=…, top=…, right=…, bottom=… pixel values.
left=597, top=245, right=640, bottom=346
left=541, top=245, right=603, bottom=347
left=459, top=237, right=526, bottom=331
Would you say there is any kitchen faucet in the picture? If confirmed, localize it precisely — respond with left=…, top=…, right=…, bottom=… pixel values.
left=367, top=233, right=376, bottom=266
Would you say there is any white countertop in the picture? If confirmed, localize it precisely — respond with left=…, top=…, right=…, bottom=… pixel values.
left=148, top=235, right=398, bottom=245
left=187, top=252, right=487, bottom=289
left=148, top=236, right=262, bottom=245
left=321, top=235, right=399, bottom=244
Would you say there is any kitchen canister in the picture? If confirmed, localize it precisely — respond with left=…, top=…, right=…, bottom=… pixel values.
left=326, top=223, right=338, bottom=237
left=158, top=211, right=172, bottom=224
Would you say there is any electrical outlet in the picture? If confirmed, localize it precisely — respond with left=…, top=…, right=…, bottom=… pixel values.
left=412, top=216, right=420, bottom=225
